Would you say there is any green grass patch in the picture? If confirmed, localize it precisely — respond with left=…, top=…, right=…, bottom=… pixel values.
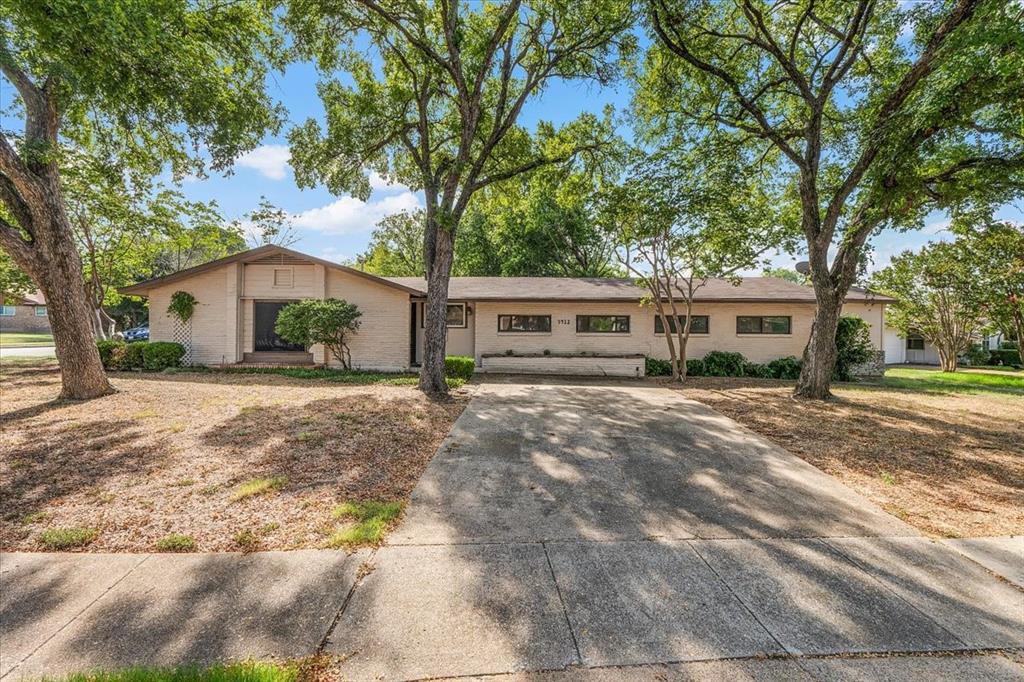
left=22, top=511, right=50, bottom=525
left=0, top=332, right=54, bottom=347
left=328, top=500, right=404, bottom=548
left=230, top=476, right=288, bottom=502
left=37, top=527, right=98, bottom=550
left=875, top=367, right=1024, bottom=396
left=39, top=661, right=299, bottom=682
left=154, top=533, right=196, bottom=552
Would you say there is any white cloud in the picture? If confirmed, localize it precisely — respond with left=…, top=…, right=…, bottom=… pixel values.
left=292, top=191, right=422, bottom=235
left=235, top=144, right=291, bottom=180
left=368, top=172, right=406, bottom=193
left=319, top=247, right=351, bottom=264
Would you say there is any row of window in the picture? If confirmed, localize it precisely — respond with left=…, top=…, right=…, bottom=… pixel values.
left=0, top=305, right=47, bottom=317
left=496, top=314, right=792, bottom=335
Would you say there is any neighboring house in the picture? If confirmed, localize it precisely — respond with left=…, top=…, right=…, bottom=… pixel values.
left=120, top=245, right=899, bottom=376
left=0, top=290, right=50, bottom=334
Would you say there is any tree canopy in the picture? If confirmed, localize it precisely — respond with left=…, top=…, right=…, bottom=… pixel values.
left=637, top=0, right=1024, bottom=397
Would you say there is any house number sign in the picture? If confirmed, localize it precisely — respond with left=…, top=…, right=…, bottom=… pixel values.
left=557, top=318, right=571, bottom=325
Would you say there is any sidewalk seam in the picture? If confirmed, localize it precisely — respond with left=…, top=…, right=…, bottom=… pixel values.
left=816, top=538, right=971, bottom=649
left=685, top=539, right=790, bottom=656
left=1, top=553, right=152, bottom=680
left=542, top=542, right=583, bottom=666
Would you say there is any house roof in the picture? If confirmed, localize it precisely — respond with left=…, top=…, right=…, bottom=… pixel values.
left=118, top=245, right=424, bottom=296
left=387, top=276, right=895, bottom=304
left=117, top=244, right=895, bottom=304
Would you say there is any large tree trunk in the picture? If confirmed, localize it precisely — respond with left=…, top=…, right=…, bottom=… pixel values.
left=794, top=290, right=842, bottom=399
left=419, top=220, right=455, bottom=397
left=34, top=214, right=113, bottom=399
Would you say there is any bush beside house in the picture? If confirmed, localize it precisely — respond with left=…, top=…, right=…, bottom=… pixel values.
left=97, top=340, right=186, bottom=371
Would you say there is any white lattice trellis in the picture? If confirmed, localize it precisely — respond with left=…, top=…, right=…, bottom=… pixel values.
left=173, top=318, right=193, bottom=365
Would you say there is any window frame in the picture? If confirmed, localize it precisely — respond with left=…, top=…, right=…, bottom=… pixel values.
left=654, top=314, right=709, bottom=335
left=420, top=302, right=469, bottom=329
left=0, top=305, right=14, bottom=317
left=34, top=306, right=47, bottom=317
left=576, top=314, right=631, bottom=334
left=735, top=315, right=792, bottom=335
left=906, top=335, right=925, bottom=350
left=497, top=314, right=552, bottom=333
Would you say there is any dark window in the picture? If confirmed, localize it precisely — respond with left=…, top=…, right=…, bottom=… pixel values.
left=655, top=315, right=709, bottom=335
left=576, top=315, right=630, bottom=333
left=498, top=314, right=552, bottom=332
left=736, top=315, right=792, bottom=334
left=420, top=303, right=467, bottom=328
left=906, top=336, right=925, bottom=350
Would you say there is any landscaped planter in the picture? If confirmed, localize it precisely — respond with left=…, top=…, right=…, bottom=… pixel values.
left=480, top=353, right=646, bottom=377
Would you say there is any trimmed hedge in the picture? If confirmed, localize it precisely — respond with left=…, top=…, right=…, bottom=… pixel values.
left=685, top=358, right=705, bottom=377
left=143, top=342, right=186, bottom=370
left=444, top=355, right=475, bottom=381
left=767, top=355, right=802, bottom=379
left=96, top=340, right=185, bottom=371
left=645, top=357, right=672, bottom=377
left=702, top=351, right=746, bottom=377
left=96, top=340, right=123, bottom=367
left=989, top=348, right=1022, bottom=366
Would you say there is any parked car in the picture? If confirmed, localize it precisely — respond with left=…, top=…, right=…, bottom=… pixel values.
left=122, top=325, right=149, bottom=342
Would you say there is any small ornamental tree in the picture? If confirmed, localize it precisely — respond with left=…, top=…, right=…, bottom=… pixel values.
left=872, top=241, right=986, bottom=372
left=275, top=299, right=362, bottom=369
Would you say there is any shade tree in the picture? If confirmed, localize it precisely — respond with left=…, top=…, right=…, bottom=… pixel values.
left=639, top=0, right=1024, bottom=398
left=285, top=0, right=635, bottom=396
left=0, top=0, right=282, bottom=398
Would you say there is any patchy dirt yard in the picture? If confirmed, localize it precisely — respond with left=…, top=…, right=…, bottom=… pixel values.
left=674, top=377, right=1024, bottom=539
left=0, top=360, right=469, bottom=552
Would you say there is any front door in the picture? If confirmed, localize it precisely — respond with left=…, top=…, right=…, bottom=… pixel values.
left=254, top=302, right=304, bottom=351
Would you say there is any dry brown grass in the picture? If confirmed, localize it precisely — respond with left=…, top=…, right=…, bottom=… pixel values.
left=0, top=359, right=469, bottom=552
left=673, top=376, right=1024, bottom=538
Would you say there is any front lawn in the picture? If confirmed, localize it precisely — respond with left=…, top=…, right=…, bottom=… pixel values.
left=0, top=361, right=469, bottom=552
left=675, top=369, right=1023, bottom=538
left=876, top=366, right=1024, bottom=395
left=0, top=332, right=54, bottom=347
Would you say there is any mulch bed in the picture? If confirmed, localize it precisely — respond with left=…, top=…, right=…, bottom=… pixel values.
left=672, top=377, right=1024, bottom=538
left=0, top=361, right=469, bottom=552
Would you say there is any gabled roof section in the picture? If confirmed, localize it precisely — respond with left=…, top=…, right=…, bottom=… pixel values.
left=118, top=245, right=424, bottom=296
left=387, top=275, right=896, bottom=303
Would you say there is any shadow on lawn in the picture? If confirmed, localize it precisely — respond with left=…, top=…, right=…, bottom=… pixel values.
left=197, top=394, right=463, bottom=501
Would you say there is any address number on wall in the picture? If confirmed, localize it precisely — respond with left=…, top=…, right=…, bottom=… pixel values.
left=557, top=318, right=571, bottom=325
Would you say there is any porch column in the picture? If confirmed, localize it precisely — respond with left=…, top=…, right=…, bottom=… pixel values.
left=224, top=263, right=241, bottom=364
left=312, top=264, right=327, bottom=364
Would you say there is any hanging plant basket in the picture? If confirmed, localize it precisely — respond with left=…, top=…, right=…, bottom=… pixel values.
left=167, top=291, right=197, bottom=324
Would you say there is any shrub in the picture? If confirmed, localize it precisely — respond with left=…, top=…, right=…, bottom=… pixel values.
left=116, top=341, right=147, bottom=370
left=155, top=533, right=196, bottom=552
left=645, top=356, right=672, bottom=377
left=38, top=527, right=98, bottom=550
left=743, top=362, right=773, bottom=378
left=834, top=316, right=874, bottom=381
left=167, top=290, right=197, bottom=323
left=989, top=348, right=1022, bottom=366
left=143, top=341, right=186, bottom=370
left=685, top=358, right=705, bottom=377
left=444, top=355, right=475, bottom=381
left=96, top=340, right=125, bottom=369
left=963, top=346, right=990, bottom=366
left=702, top=351, right=746, bottom=377
left=767, top=355, right=802, bottom=380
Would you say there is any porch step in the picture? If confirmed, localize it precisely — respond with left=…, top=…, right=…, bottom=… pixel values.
left=242, top=351, right=314, bottom=365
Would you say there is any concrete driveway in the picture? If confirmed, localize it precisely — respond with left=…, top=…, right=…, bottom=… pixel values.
left=330, top=377, right=1024, bottom=680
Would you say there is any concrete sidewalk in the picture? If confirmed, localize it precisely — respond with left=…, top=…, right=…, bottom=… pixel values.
left=3, top=379, right=1022, bottom=680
